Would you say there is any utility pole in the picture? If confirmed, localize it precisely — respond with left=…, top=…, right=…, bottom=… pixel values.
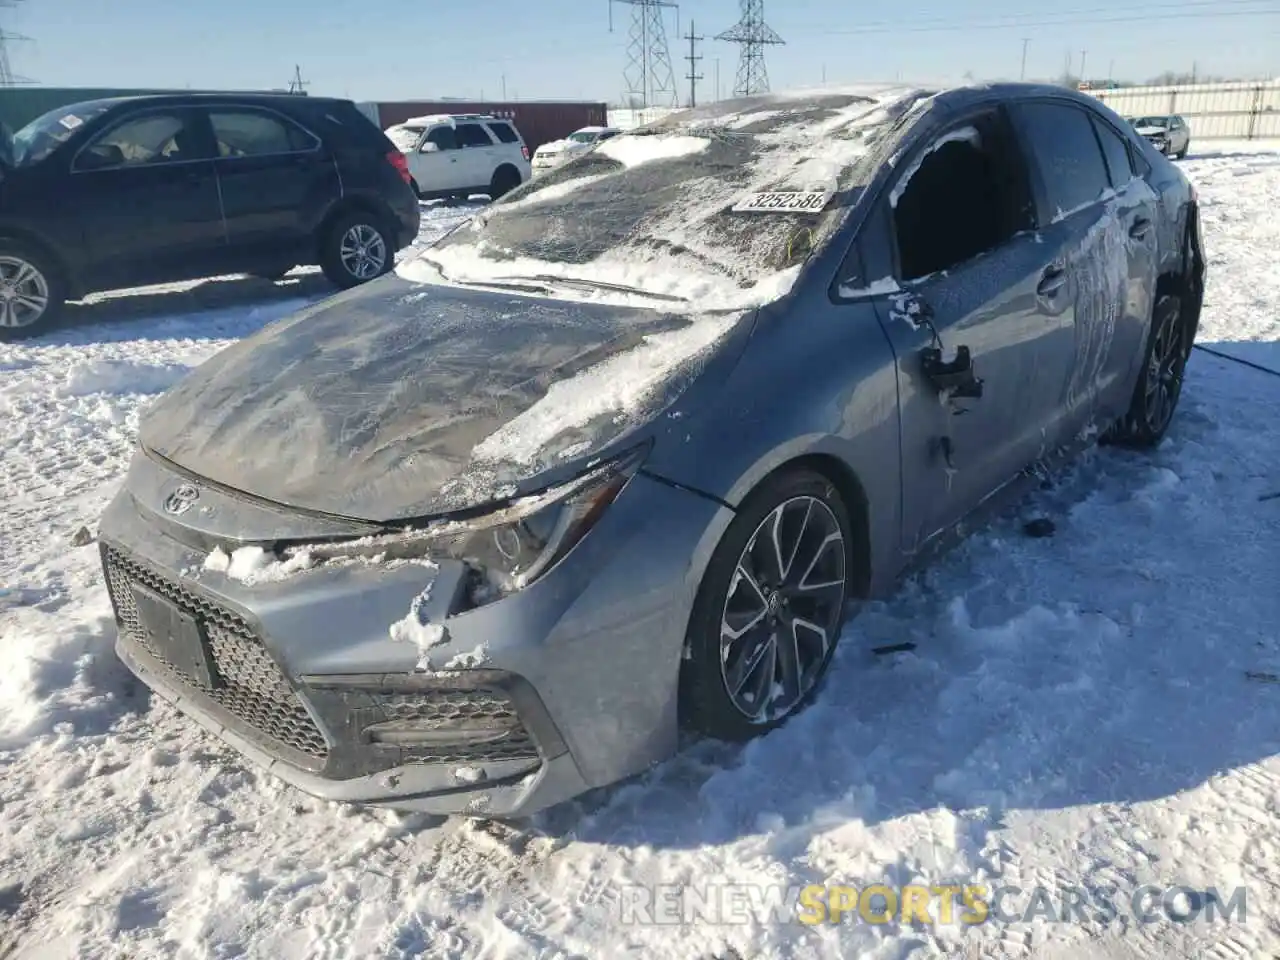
left=1079, top=49, right=1088, bottom=83
left=1020, top=38, right=1029, bottom=81
left=684, top=20, right=704, bottom=107
left=1107, top=59, right=1114, bottom=84
left=288, top=64, right=309, bottom=95
left=501, top=74, right=507, bottom=100
left=714, top=57, right=720, bottom=101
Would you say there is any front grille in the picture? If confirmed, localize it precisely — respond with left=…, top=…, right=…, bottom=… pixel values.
left=375, top=690, right=539, bottom=765
left=103, top=546, right=329, bottom=767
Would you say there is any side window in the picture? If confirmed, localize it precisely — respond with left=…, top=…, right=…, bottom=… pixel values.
left=455, top=123, right=495, bottom=148
left=76, top=111, right=206, bottom=170
left=425, top=126, right=457, bottom=151
left=1013, top=101, right=1112, bottom=215
left=1092, top=117, right=1135, bottom=189
left=599, top=130, right=620, bottom=141
left=209, top=111, right=316, bottom=158
left=485, top=122, right=519, bottom=144
left=891, top=113, right=1036, bottom=282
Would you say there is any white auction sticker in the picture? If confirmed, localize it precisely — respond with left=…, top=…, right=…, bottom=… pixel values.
left=732, top=191, right=830, bottom=213
left=59, top=114, right=83, bottom=130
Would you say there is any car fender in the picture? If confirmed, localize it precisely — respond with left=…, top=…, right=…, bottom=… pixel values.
left=644, top=285, right=904, bottom=598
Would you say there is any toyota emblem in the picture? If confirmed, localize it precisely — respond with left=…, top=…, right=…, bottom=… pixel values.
left=163, top=483, right=201, bottom=516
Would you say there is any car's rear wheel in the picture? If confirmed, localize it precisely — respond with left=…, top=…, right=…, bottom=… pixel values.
left=1105, top=293, right=1190, bottom=448
left=681, top=469, right=854, bottom=741
left=320, top=213, right=392, bottom=289
left=0, top=243, right=65, bottom=340
left=488, top=166, right=521, bottom=200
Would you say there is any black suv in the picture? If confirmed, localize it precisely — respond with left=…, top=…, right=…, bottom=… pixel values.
left=0, top=93, right=420, bottom=337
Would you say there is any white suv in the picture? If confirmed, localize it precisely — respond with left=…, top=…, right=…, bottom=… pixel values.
left=385, top=114, right=533, bottom=200
left=531, top=126, right=622, bottom=175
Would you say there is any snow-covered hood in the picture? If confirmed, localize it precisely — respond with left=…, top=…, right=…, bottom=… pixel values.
left=1135, top=123, right=1170, bottom=136
left=138, top=276, right=750, bottom=522
left=536, top=138, right=586, bottom=156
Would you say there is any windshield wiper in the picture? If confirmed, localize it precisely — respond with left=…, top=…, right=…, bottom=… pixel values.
left=490, top=274, right=689, bottom=303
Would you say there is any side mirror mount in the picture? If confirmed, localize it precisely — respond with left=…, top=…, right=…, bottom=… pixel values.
left=921, top=345, right=984, bottom=399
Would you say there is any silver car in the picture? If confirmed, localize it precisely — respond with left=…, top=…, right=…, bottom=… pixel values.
left=99, top=83, right=1205, bottom=817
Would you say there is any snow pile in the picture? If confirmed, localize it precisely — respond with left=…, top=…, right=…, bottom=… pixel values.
left=58, top=359, right=194, bottom=398
left=592, top=133, right=709, bottom=167
left=202, top=545, right=316, bottom=584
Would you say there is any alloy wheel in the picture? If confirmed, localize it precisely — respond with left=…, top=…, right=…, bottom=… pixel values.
left=339, top=225, right=388, bottom=280
left=0, top=256, right=50, bottom=329
left=1143, top=298, right=1188, bottom=435
left=719, top=496, right=848, bottom=724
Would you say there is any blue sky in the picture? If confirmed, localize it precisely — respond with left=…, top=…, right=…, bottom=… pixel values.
left=6, top=0, right=1277, bottom=103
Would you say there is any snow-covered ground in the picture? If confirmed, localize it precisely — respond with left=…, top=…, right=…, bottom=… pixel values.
left=2, top=146, right=1280, bottom=959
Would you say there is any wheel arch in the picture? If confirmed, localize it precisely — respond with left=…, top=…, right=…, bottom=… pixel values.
left=0, top=225, right=80, bottom=298
left=490, top=162, right=522, bottom=189
left=314, top=196, right=392, bottom=253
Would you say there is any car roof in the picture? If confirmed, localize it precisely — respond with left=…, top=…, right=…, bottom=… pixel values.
left=52, top=92, right=357, bottom=114
left=399, top=113, right=505, bottom=126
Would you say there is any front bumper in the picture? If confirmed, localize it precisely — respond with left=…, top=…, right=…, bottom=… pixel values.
left=98, top=457, right=731, bottom=816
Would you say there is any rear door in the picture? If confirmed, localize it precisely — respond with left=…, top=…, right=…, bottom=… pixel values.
left=1009, top=99, right=1143, bottom=437
left=860, top=106, right=1080, bottom=551
left=67, top=106, right=225, bottom=288
left=206, top=106, right=340, bottom=268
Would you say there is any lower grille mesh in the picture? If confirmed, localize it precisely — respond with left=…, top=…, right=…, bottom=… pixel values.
left=103, top=546, right=329, bottom=765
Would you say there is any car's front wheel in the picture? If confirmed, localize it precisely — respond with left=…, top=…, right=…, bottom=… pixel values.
left=681, top=469, right=854, bottom=741
left=320, top=213, right=392, bottom=289
left=1105, top=293, right=1190, bottom=448
left=0, top=243, right=65, bottom=340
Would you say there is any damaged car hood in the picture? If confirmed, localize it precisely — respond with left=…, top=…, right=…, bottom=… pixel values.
left=139, top=275, right=749, bottom=521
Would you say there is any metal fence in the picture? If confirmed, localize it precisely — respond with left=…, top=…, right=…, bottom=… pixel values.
left=1087, top=80, right=1280, bottom=140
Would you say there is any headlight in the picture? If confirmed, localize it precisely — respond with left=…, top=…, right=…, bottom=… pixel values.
left=286, top=444, right=647, bottom=608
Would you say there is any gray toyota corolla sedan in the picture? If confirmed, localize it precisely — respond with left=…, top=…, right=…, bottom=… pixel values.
left=99, top=82, right=1205, bottom=817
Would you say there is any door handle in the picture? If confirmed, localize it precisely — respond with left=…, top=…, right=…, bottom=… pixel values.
left=1037, top=266, right=1067, bottom=297
left=1129, top=217, right=1152, bottom=239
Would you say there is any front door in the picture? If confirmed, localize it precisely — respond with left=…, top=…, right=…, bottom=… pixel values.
left=407, top=126, right=470, bottom=194
left=67, top=107, right=225, bottom=289
left=206, top=106, right=341, bottom=270
left=858, top=108, right=1079, bottom=551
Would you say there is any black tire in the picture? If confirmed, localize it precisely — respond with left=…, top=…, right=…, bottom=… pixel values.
left=1176, top=143, right=1189, bottom=160
left=488, top=166, right=521, bottom=200
left=319, top=211, right=393, bottom=289
left=1104, top=293, right=1191, bottom=448
left=410, top=178, right=423, bottom=199
left=0, top=240, right=66, bottom=341
left=680, top=468, right=855, bottom=741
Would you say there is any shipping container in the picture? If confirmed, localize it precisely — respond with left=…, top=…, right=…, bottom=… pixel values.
left=367, top=99, right=608, bottom=154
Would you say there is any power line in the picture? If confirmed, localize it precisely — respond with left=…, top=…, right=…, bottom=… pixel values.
left=789, top=0, right=1280, bottom=33
left=684, top=20, right=704, bottom=108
